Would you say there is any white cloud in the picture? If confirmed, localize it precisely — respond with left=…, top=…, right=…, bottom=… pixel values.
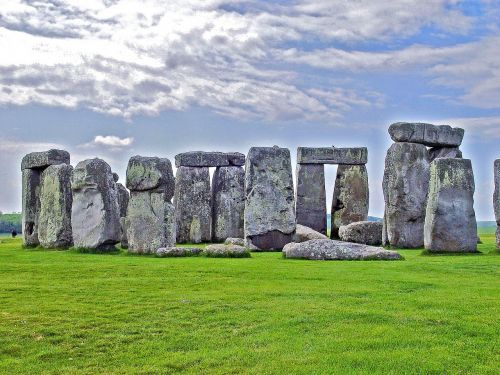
left=93, top=135, right=134, bottom=147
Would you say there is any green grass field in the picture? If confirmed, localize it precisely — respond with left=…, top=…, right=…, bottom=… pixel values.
left=0, top=232, right=498, bottom=374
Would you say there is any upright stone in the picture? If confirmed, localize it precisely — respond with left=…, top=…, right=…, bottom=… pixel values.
left=244, top=146, right=296, bottom=250
left=424, top=158, right=477, bottom=252
left=493, top=160, right=500, bottom=249
left=383, top=142, right=430, bottom=248
left=38, top=164, right=73, bottom=248
left=71, top=158, right=120, bottom=250
left=175, top=166, right=211, bottom=243
left=212, top=166, right=245, bottom=242
left=116, top=182, right=130, bottom=248
left=296, top=164, right=326, bottom=235
left=21, top=169, right=41, bottom=247
left=331, top=165, right=369, bottom=238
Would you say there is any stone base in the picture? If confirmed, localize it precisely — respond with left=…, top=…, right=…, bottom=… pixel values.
left=246, top=230, right=293, bottom=251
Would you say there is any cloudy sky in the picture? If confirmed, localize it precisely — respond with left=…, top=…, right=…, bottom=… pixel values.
left=0, top=0, right=499, bottom=219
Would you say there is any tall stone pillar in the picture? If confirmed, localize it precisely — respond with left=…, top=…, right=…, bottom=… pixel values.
left=494, top=159, right=500, bottom=250
left=295, top=164, right=326, bottom=235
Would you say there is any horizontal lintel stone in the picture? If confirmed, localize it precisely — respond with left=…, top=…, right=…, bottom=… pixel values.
left=297, top=147, right=367, bottom=165
left=175, top=151, right=245, bottom=167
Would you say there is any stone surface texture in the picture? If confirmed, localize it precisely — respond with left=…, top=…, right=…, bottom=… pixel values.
left=428, top=147, right=463, bottom=162
left=224, top=237, right=245, bottom=246
left=293, top=224, right=328, bottom=242
left=297, top=147, right=367, bottom=165
left=383, top=142, right=430, bottom=248
left=338, top=221, right=383, bottom=246
left=203, top=244, right=250, bottom=258
left=212, top=166, right=245, bottom=242
left=331, top=164, right=369, bottom=238
left=295, top=164, right=326, bottom=234
left=156, top=247, right=202, bottom=257
left=175, top=151, right=245, bottom=167
left=244, top=146, right=296, bottom=250
left=282, top=239, right=402, bottom=260
left=21, top=168, right=41, bottom=247
left=424, top=158, right=477, bottom=252
left=388, top=122, right=464, bottom=147
left=175, top=166, right=211, bottom=243
left=495, top=160, right=500, bottom=249
left=21, top=149, right=70, bottom=170
left=126, top=156, right=174, bottom=198
left=38, top=164, right=73, bottom=248
left=71, top=158, right=121, bottom=250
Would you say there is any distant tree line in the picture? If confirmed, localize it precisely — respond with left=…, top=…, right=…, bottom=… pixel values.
left=0, top=213, right=22, bottom=233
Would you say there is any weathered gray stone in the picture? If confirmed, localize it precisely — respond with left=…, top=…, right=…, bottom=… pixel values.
left=212, top=166, right=245, bottom=242
left=338, top=221, right=383, bottom=246
left=175, top=166, right=211, bottom=243
left=424, top=158, right=477, bottom=252
left=293, top=224, right=328, bottom=242
left=224, top=237, right=245, bottom=246
left=428, top=147, right=462, bottom=162
left=282, top=239, right=402, bottom=260
left=204, top=244, right=251, bottom=258
left=156, top=247, right=202, bottom=257
left=21, top=168, right=41, bottom=247
left=383, top=142, right=430, bottom=248
left=295, top=164, right=326, bottom=234
left=21, top=149, right=70, bottom=170
left=495, top=160, right=500, bottom=249
left=116, top=182, right=129, bottom=248
left=389, top=122, right=464, bottom=147
left=297, top=147, right=367, bottom=165
left=126, top=192, right=176, bottom=254
left=331, top=164, right=369, bottom=238
left=120, top=217, right=129, bottom=249
left=175, top=151, right=245, bottom=167
left=126, top=156, right=174, bottom=199
left=38, top=164, right=73, bottom=249
left=112, top=172, right=119, bottom=182
left=71, top=158, right=121, bottom=250
left=244, top=146, right=296, bottom=251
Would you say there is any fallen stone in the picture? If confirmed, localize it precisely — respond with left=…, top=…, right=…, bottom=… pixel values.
left=383, top=142, right=430, bottom=248
left=212, top=166, right=245, bottom=242
left=203, top=244, right=251, bottom=258
left=338, top=221, right=383, bottom=246
left=295, top=164, right=326, bottom=234
left=224, top=237, right=245, bottom=246
left=175, top=166, right=212, bottom=243
left=126, top=191, right=176, bottom=254
left=293, top=224, right=328, bottom=242
left=331, top=164, right=369, bottom=238
left=424, top=158, right=477, bottom=252
left=126, top=156, right=175, bottom=199
left=428, top=147, right=462, bottom=162
left=156, top=247, right=202, bottom=257
left=244, top=146, right=296, bottom=250
left=21, top=149, right=70, bottom=170
left=21, top=168, right=41, bottom=247
left=495, top=160, right=500, bottom=249
left=175, top=151, right=245, bottom=167
left=282, top=239, right=402, bottom=260
left=38, top=164, right=73, bottom=249
left=388, top=122, right=464, bottom=147
left=71, top=158, right=121, bottom=250
left=297, top=147, right=367, bottom=165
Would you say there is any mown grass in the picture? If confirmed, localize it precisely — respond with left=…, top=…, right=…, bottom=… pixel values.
left=0, top=232, right=498, bottom=374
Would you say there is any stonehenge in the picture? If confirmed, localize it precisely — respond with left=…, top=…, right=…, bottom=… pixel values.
left=493, top=160, right=499, bottom=249
left=295, top=164, right=326, bottom=234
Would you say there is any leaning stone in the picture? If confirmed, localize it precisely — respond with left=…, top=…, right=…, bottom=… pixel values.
left=212, top=166, right=245, bottom=242
left=38, top=164, right=73, bottom=249
left=175, top=151, right=245, bottom=167
left=293, top=224, right=328, bottom=243
left=424, top=158, right=477, bottom=253
left=126, top=156, right=174, bottom=199
left=203, top=244, right=251, bottom=258
left=383, top=142, right=430, bottom=248
left=21, top=168, right=41, bottom=247
left=295, top=164, right=326, bottom=234
left=156, top=247, right=202, bottom=257
left=282, top=239, right=402, bottom=260
left=428, top=147, right=462, bottom=162
left=338, top=221, right=383, bottom=246
left=126, top=192, right=176, bottom=254
left=71, top=158, right=121, bottom=250
left=297, top=147, right=367, bottom=164
left=331, top=164, right=369, bottom=238
left=244, top=146, right=296, bottom=250
left=175, top=166, right=212, bottom=243
left=388, top=122, right=464, bottom=147
left=224, top=237, right=245, bottom=246
left=21, top=149, right=70, bottom=170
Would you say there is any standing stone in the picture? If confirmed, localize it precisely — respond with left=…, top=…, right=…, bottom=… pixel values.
left=212, top=166, right=245, bottom=242
left=71, top=158, right=121, bottom=250
left=21, top=169, right=41, bottom=247
left=175, top=166, right=211, bottom=243
left=331, top=165, right=369, bottom=238
left=295, top=164, right=326, bottom=235
left=38, top=164, right=73, bottom=248
left=383, top=142, right=430, bottom=248
left=493, top=160, right=499, bottom=249
left=424, top=158, right=477, bottom=252
left=428, top=147, right=462, bottom=162
left=244, top=146, right=296, bottom=250
left=116, top=182, right=129, bottom=248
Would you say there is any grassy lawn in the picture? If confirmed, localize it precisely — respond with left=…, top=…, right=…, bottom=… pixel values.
left=0, top=233, right=498, bottom=374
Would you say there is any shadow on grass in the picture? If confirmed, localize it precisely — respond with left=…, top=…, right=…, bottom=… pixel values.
left=420, top=250, right=483, bottom=256
left=71, top=247, right=122, bottom=255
